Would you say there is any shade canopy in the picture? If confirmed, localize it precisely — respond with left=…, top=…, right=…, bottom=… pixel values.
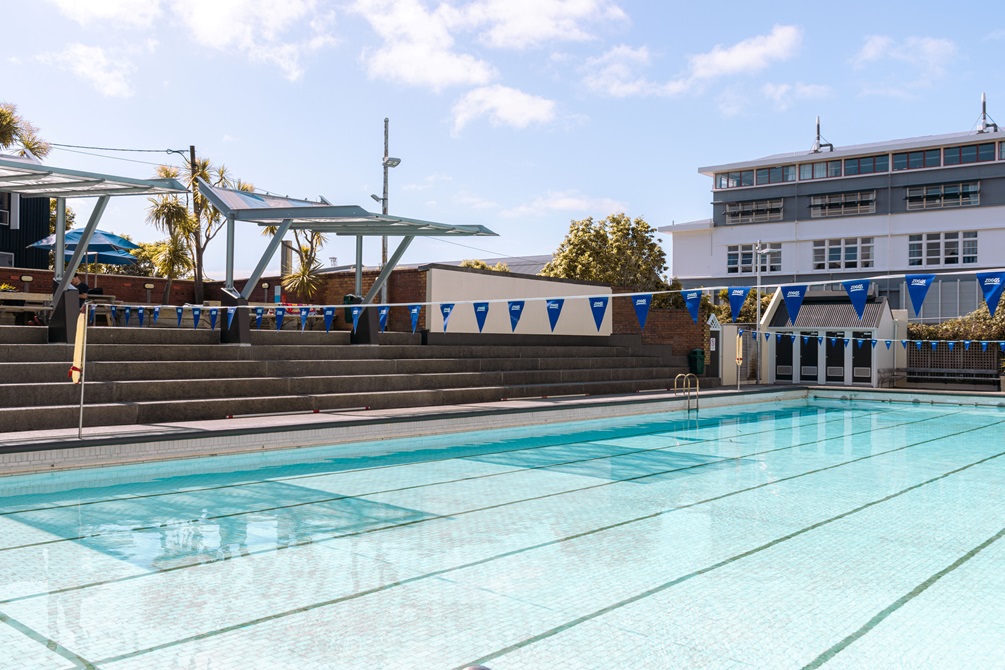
left=65, top=249, right=138, bottom=266
left=30, top=228, right=141, bottom=252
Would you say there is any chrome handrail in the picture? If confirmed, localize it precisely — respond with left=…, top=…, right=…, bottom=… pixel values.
left=673, top=373, right=700, bottom=411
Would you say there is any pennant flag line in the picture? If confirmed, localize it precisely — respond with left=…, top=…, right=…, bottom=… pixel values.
left=473, top=302, right=489, bottom=333
left=842, top=279, right=870, bottom=320
left=508, top=301, right=524, bottom=332
left=440, top=303, right=454, bottom=332
left=350, top=306, right=362, bottom=333
left=727, top=287, right=751, bottom=322
left=633, top=294, right=652, bottom=330
left=209, top=307, right=218, bottom=331
left=684, top=291, right=701, bottom=324
left=905, top=274, right=935, bottom=317
left=781, top=285, right=807, bottom=324
left=546, top=299, right=564, bottom=332
left=378, top=306, right=390, bottom=333
left=977, top=272, right=1005, bottom=317
left=275, top=307, right=285, bottom=331
left=589, top=297, right=609, bottom=332
left=323, top=307, right=335, bottom=333
left=226, top=307, right=236, bottom=330
left=409, top=305, right=422, bottom=334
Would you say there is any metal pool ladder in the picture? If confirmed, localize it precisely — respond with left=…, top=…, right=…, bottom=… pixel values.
left=673, top=373, right=700, bottom=411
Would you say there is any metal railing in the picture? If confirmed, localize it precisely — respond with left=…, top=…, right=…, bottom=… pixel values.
left=673, top=373, right=700, bottom=411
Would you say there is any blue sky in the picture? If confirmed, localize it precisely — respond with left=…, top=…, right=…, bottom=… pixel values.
left=2, top=0, right=1003, bottom=278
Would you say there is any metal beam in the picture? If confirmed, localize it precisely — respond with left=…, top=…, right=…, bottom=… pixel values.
left=12, top=178, right=104, bottom=192
left=0, top=170, right=52, bottom=183
left=240, top=219, right=292, bottom=301
left=362, top=235, right=414, bottom=304
left=225, top=213, right=235, bottom=290
left=53, top=195, right=109, bottom=302
left=54, top=199, right=66, bottom=283
left=355, top=236, right=363, bottom=295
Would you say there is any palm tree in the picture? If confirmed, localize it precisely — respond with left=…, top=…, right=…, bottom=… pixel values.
left=0, top=102, right=51, bottom=158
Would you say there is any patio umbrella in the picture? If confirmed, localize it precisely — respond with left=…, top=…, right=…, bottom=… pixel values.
left=30, top=229, right=141, bottom=287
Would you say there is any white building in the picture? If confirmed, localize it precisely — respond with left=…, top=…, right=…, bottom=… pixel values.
left=660, top=115, right=1005, bottom=322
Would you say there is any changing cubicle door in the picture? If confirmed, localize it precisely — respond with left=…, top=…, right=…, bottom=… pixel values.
left=825, top=331, right=845, bottom=383
left=852, top=330, right=873, bottom=384
left=799, top=331, right=819, bottom=383
left=775, top=332, right=793, bottom=381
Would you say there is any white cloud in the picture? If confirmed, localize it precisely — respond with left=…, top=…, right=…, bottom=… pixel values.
left=171, top=0, right=336, bottom=81
left=38, top=44, right=135, bottom=97
left=47, top=0, right=162, bottom=28
left=403, top=173, right=453, bottom=191
left=501, top=190, right=627, bottom=218
left=452, top=85, right=556, bottom=134
left=454, top=191, right=497, bottom=209
left=582, top=25, right=801, bottom=98
left=761, top=82, right=831, bottom=110
left=852, top=35, right=957, bottom=96
left=464, top=0, right=627, bottom=50
left=8, top=57, right=21, bottom=65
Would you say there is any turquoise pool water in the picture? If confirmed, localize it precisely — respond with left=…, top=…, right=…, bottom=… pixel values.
left=1, top=398, right=1003, bottom=669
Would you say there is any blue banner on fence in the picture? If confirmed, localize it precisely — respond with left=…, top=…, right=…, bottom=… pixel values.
left=255, top=307, right=263, bottom=329
left=88, top=304, right=95, bottom=325
left=350, top=305, right=362, bottom=333
left=776, top=333, right=783, bottom=343
left=176, top=307, right=183, bottom=328
left=508, top=301, right=524, bottom=332
left=378, top=306, right=389, bottom=332
left=885, top=340, right=892, bottom=349
left=275, top=307, right=285, bottom=331
left=982, top=341, right=989, bottom=352
left=299, top=307, right=309, bottom=331
left=547, top=299, right=564, bottom=332
left=842, top=280, right=870, bottom=320
left=905, top=274, right=936, bottom=317
left=209, top=307, right=218, bottom=331
left=192, top=307, right=202, bottom=330
left=152, top=306, right=159, bottom=325
left=226, top=307, right=236, bottom=330
left=781, top=285, right=807, bottom=324
left=323, top=307, right=335, bottom=333
left=123, top=306, right=131, bottom=326
left=589, top=296, right=609, bottom=331
left=110, top=305, right=118, bottom=324
left=409, top=305, right=422, bottom=333
left=916, top=341, right=923, bottom=350
left=633, top=294, right=652, bottom=330
left=977, top=272, right=1005, bottom=317
left=473, top=302, right=489, bottom=333
left=727, top=287, right=751, bottom=322
left=964, top=340, right=971, bottom=351
left=440, top=303, right=454, bottom=332
left=683, top=290, right=701, bottom=324
left=947, top=341, right=955, bottom=351
left=137, top=307, right=144, bottom=327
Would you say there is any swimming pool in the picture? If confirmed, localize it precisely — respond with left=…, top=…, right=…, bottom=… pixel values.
left=1, top=397, right=1003, bottom=669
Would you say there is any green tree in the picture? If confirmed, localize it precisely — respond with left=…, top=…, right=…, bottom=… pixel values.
left=908, top=304, right=1005, bottom=342
left=460, top=259, right=510, bottom=272
left=0, top=102, right=51, bottom=158
left=711, top=288, right=772, bottom=323
left=279, top=230, right=328, bottom=301
left=48, top=199, right=76, bottom=234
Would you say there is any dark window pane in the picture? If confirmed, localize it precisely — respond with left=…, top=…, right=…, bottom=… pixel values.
left=875, top=155, right=889, bottom=172
left=909, top=152, right=924, bottom=169
left=828, top=161, right=842, bottom=177
left=844, top=159, right=859, bottom=175
left=925, top=149, right=940, bottom=167
left=782, top=165, right=796, bottom=181
left=979, top=143, right=995, bottom=161
left=769, top=167, right=782, bottom=183
left=944, top=148, right=960, bottom=165
left=961, top=145, right=977, bottom=163
left=756, top=168, right=769, bottom=185
left=893, top=153, right=907, bottom=171
left=741, top=170, right=754, bottom=186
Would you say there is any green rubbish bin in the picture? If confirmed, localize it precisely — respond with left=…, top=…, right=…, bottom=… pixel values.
left=688, top=348, right=705, bottom=375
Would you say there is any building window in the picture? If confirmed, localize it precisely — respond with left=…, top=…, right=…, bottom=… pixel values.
left=724, top=198, right=783, bottom=224
left=909, top=231, right=978, bottom=266
left=727, top=243, right=781, bottom=274
left=799, top=160, right=842, bottom=180
left=812, top=238, right=874, bottom=270
left=0, top=192, right=10, bottom=226
left=905, top=182, right=979, bottom=210
left=755, top=165, right=796, bottom=185
left=943, top=142, right=995, bottom=165
left=892, top=149, right=941, bottom=171
left=715, top=170, right=754, bottom=189
left=843, top=154, right=890, bottom=175
left=809, top=191, right=877, bottom=218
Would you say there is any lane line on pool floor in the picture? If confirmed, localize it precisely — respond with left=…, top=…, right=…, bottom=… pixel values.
left=76, top=419, right=1005, bottom=668
left=0, top=609, right=97, bottom=670
left=0, top=406, right=902, bottom=554
left=801, top=524, right=1005, bottom=669
left=0, top=408, right=965, bottom=611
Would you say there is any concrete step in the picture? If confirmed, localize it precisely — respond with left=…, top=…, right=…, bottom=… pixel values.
left=0, top=326, right=48, bottom=344
left=84, top=327, right=220, bottom=345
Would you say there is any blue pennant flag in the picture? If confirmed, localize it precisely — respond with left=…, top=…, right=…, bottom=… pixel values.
left=409, top=305, right=422, bottom=333
left=765, top=332, right=771, bottom=341
left=981, top=341, right=989, bottom=352
left=854, top=339, right=862, bottom=348
left=123, top=306, right=131, bottom=326
left=152, top=306, right=159, bottom=324
left=901, top=340, right=908, bottom=349
left=508, top=301, right=524, bottom=332
left=977, top=272, right=1005, bottom=317
left=226, top=307, right=236, bottom=330
left=88, top=304, right=95, bottom=326
left=323, top=307, right=335, bottom=332
left=255, top=307, right=264, bottom=329
left=842, top=338, right=850, bottom=348
left=727, top=287, right=751, bottom=322
left=789, top=334, right=796, bottom=343
left=350, top=306, right=362, bottom=333
left=781, top=285, right=807, bottom=325
left=915, top=341, right=923, bottom=351
left=209, top=308, right=218, bottom=331
left=885, top=340, right=892, bottom=349
left=589, top=296, right=609, bottom=331
left=964, top=340, right=971, bottom=351
left=439, top=303, right=454, bottom=332
left=870, top=339, right=878, bottom=348
left=830, top=337, right=837, bottom=346
left=111, top=305, right=118, bottom=324
left=192, top=307, right=202, bottom=330
left=842, top=280, right=870, bottom=320
left=299, top=307, right=309, bottom=331
left=1000, top=342, right=1005, bottom=353
left=546, top=299, right=564, bottom=332
left=176, top=307, right=183, bottom=328
left=275, top=306, right=285, bottom=331
left=137, top=308, right=145, bottom=327
left=683, top=290, right=701, bottom=324
left=817, top=336, right=823, bottom=345
left=776, top=333, right=783, bottom=343
left=905, top=274, right=936, bottom=317
left=473, top=302, right=489, bottom=333
left=378, top=306, right=390, bottom=332
left=633, top=294, right=652, bottom=330
left=931, top=341, right=938, bottom=351
left=802, top=336, right=809, bottom=345
left=947, top=341, right=955, bottom=351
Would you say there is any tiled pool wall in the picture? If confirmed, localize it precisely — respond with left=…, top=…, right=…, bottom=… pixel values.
left=0, top=390, right=803, bottom=478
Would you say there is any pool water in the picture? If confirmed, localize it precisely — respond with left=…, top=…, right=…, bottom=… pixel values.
left=1, top=398, right=1003, bottom=669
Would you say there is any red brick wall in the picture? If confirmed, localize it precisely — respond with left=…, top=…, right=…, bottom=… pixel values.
left=4, top=267, right=196, bottom=304
left=611, top=291, right=708, bottom=354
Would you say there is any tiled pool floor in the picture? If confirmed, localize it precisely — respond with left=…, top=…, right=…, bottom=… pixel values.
left=0, top=398, right=1003, bottom=668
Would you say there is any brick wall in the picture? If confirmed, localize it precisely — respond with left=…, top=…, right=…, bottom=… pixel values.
left=3, top=267, right=196, bottom=304
left=611, top=290, right=708, bottom=354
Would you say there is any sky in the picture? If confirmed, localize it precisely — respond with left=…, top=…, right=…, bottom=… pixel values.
left=2, top=0, right=1004, bottom=279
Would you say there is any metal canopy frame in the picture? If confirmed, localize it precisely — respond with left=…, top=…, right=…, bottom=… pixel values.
left=0, top=154, right=187, bottom=342
left=197, top=178, right=497, bottom=304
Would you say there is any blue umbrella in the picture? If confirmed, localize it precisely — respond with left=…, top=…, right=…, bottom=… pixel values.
left=63, top=249, right=137, bottom=265
left=30, top=229, right=140, bottom=252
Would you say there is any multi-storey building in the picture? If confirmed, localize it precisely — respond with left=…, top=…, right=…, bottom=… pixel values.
left=660, top=113, right=1005, bottom=322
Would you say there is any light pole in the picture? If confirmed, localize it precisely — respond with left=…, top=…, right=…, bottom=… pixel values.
left=753, top=240, right=772, bottom=385
left=378, top=118, right=400, bottom=305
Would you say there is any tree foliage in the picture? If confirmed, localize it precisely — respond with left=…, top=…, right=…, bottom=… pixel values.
left=0, top=102, right=51, bottom=158
left=540, top=213, right=668, bottom=290
left=48, top=199, right=76, bottom=234
left=711, top=288, right=772, bottom=324
left=460, top=259, right=510, bottom=272
left=908, top=304, right=1005, bottom=342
